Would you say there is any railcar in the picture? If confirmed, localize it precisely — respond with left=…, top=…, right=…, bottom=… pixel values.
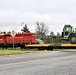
left=0, top=33, right=36, bottom=48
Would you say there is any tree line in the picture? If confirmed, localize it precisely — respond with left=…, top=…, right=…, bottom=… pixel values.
left=35, top=22, right=60, bottom=44
left=21, top=22, right=61, bottom=44
left=0, top=22, right=61, bottom=44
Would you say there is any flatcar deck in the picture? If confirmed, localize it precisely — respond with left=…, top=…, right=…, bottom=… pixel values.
left=25, top=44, right=52, bottom=50
left=25, top=44, right=50, bottom=47
left=61, top=44, right=76, bottom=47
left=25, top=43, right=76, bottom=50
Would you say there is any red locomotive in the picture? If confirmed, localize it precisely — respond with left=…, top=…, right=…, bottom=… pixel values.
left=0, top=33, right=36, bottom=48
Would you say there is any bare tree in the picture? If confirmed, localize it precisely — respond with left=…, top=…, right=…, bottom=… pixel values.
left=36, top=22, right=48, bottom=40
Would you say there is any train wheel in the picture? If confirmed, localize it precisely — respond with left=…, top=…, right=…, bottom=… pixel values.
left=69, top=34, right=76, bottom=44
left=20, top=44, right=25, bottom=49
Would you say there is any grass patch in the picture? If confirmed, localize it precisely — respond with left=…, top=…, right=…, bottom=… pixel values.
left=0, top=49, right=51, bottom=56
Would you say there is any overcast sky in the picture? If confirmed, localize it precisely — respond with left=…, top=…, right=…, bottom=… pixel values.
left=0, top=0, right=76, bottom=34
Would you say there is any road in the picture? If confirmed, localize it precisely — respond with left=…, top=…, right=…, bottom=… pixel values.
left=0, top=49, right=76, bottom=75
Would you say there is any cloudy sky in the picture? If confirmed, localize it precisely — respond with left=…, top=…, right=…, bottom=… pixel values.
left=0, top=0, right=76, bottom=34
